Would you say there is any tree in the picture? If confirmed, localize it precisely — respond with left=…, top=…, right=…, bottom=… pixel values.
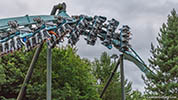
left=0, top=45, right=100, bottom=100
left=130, top=90, right=148, bottom=100
left=143, top=9, right=178, bottom=98
left=92, top=52, right=132, bottom=100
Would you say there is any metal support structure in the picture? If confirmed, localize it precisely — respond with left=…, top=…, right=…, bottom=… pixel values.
left=46, top=3, right=61, bottom=100
left=16, top=4, right=60, bottom=100
left=120, top=54, right=125, bottom=100
left=100, top=57, right=121, bottom=98
left=47, top=47, right=52, bottom=100
left=17, top=43, right=43, bottom=100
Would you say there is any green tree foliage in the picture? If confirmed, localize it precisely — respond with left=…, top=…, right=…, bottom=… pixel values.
left=143, top=9, right=178, bottom=98
left=92, top=52, right=132, bottom=100
left=0, top=45, right=100, bottom=100
left=130, top=90, right=149, bottom=100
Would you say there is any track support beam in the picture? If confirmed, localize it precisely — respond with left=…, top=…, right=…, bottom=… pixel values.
left=47, top=47, right=52, bottom=100
left=16, top=43, right=43, bottom=100
left=120, top=54, right=125, bottom=100
left=100, top=57, right=121, bottom=98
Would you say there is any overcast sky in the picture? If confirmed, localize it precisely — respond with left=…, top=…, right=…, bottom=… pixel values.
left=0, top=0, right=178, bottom=92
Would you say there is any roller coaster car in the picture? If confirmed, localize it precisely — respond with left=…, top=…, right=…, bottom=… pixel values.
left=81, top=17, right=91, bottom=27
left=34, top=32, right=43, bottom=44
left=47, top=36, right=56, bottom=48
left=84, top=36, right=96, bottom=46
left=101, top=39, right=112, bottom=49
left=0, top=33, right=8, bottom=41
left=108, top=19, right=119, bottom=28
left=23, top=39, right=31, bottom=51
left=94, top=16, right=107, bottom=24
left=110, top=19, right=119, bottom=26
left=84, top=16, right=93, bottom=22
left=121, top=25, right=130, bottom=31
left=121, top=44, right=130, bottom=51
left=15, top=37, right=24, bottom=50
left=112, top=33, right=120, bottom=40
left=67, top=31, right=80, bottom=45
left=8, top=38, right=16, bottom=52
left=3, top=42, right=9, bottom=54
left=68, top=33, right=80, bottom=45
left=29, top=36, right=37, bottom=47
left=121, top=32, right=131, bottom=40
left=55, top=16, right=64, bottom=25
left=8, top=20, right=19, bottom=29
left=33, top=17, right=45, bottom=29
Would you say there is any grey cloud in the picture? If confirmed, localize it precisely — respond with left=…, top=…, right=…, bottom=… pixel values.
left=0, top=1, right=28, bottom=17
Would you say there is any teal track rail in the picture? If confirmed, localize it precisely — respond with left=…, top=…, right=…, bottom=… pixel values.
left=0, top=5, right=154, bottom=76
left=0, top=15, right=56, bottom=30
left=123, top=48, right=154, bottom=76
left=0, top=11, right=70, bottom=31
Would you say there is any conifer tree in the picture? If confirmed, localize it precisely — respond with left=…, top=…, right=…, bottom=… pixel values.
left=143, top=9, right=178, bottom=98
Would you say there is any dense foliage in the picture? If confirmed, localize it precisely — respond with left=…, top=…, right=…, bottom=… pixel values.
left=0, top=46, right=100, bottom=100
left=0, top=45, right=148, bottom=100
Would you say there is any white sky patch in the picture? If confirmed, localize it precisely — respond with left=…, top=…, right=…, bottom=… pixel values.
left=169, top=0, right=178, bottom=3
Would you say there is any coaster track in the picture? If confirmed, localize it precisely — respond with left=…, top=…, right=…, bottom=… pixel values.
left=0, top=3, right=154, bottom=76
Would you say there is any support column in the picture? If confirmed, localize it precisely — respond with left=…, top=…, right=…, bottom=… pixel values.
left=17, top=43, right=43, bottom=100
left=47, top=47, right=52, bottom=100
left=120, top=54, right=125, bottom=100
left=100, top=57, right=120, bottom=98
